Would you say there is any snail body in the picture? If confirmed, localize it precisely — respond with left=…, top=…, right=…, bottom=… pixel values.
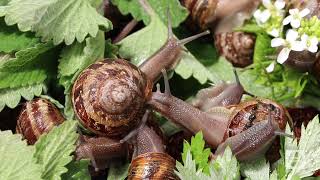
left=16, top=98, right=65, bottom=144
left=148, top=72, right=289, bottom=161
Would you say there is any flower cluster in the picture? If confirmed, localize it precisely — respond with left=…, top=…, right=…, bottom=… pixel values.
left=254, top=0, right=320, bottom=73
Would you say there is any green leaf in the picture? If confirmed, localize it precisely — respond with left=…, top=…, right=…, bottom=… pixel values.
left=0, top=45, right=57, bottom=89
left=107, top=162, right=130, bottom=180
left=33, top=120, right=78, bottom=180
left=111, top=0, right=188, bottom=27
left=285, top=116, right=320, bottom=179
left=175, top=151, right=211, bottom=180
left=117, top=8, right=212, bottom=84
left=0, top=0, right=9, bottom=6
left=1, top=0, right=112, bottom=45
left=58, top=31, right=105, bottom=119
left=39, top=95, right=64, bottom=109
left=211, top=147, right=240, bottom=180
left=0, top=83, right=44, bottom=111
left=182, top=132, right=211, bottom=174
left=0, top=131, right=42, bottom=180
left=235, top=23, right=264, bottom=34
left=0, top=19, right=39, bottom=53
left=240, top=158, right=270, bottom=180
left=61, top=159, right=90, bottom=180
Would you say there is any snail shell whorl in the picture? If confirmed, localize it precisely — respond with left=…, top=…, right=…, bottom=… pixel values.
left=228, top=99, right=288, bottom=138
left=215, top=32, right=255, bottom=67
left=128, top=152, right=178, bottom=180
left=16, top=98, right=65, bottom=145
left=72, top=59, right=152, bottom=137
left=181, top=0, right=218, bottom=29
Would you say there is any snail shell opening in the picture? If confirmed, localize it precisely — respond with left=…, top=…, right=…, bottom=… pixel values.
left=72, top=59, right=152, bottom=137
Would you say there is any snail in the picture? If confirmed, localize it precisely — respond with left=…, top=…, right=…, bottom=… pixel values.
left=75, top=112, right=178, bottom=179
left=181, top=0, right=260, bottom=67
left=191, top=69, right=245, bottom=111
left=16, top=98, right=65, bottom=145
left=148, top=70, right=290, bottom=161
left=72, top=12, right=210, bottom=139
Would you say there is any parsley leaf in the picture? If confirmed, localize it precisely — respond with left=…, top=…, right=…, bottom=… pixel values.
left=240, top=158, right=270, bottom=180
left=111, top=0, right=188, bottom=27
left=0, top=131, right=42, bottom=180
left=285, top=116, right=320, bottom=179
left=62, top=159, right=90, bottom=180
left=0, top=0, right=112, bottom=45
left=182, top=132, right=211, bottom=174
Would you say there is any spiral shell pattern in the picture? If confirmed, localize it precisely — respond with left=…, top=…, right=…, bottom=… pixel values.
left=128, top=152, right=178, bottom=180
left=16, top=98, right=65, bottom=144
left=228, top=99, right=288, bottom=138
left=214, top=32, right=255, bottom=67
left=72, top=59, right=152, bottom=137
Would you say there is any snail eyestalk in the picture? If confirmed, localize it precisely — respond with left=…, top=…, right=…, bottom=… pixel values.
left=178, top=30, right=210, bottom=45
left=120, top=110, right=150, bottom=143
left=161, top=69, right=171, bottom=96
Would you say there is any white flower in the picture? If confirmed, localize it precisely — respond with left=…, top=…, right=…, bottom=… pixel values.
left=271, top=29, right=304, bottom=64
left=283, top=8, right=310, bottom=28
left=254, top=0, right=285, bottom=25
left=268, top=28, right=280, bottom=37
left=301, top=34, right=319, bottom=53
left=266, top=61, right=276, bottom=73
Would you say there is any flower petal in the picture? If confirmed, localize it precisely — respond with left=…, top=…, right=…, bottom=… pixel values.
left=301, top=34, right=309, bottom=43
left=277, top=48, right=291, bottom=64
left=275, top=0, right=285, bottom=10
left=291, top=41, right=305, bottom=51
left=260, top=10, right=271, bottom=23
left=268, top=28, right=280, bottom=37
left=286, top=29, right=299, bottom=40
left=266, top=61, right=276, bottom=73
left=262, top=0, right=271, bottom=7
left=300, top=8, right=310, bottom=17
left=308, top=45, right=318, bottom=53
left=283, top=15, right=293, bottom=25
left=310, top=37, right=319, bottom=46
left=271, top=38, right=285, bottom=47
left=289, top=8, right=299, bottom=15
left=290, top=19, right=301, bottom=28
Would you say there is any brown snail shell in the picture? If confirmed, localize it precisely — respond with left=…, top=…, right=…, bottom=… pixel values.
left=16, top=98, right=65, bottom=144
left=72, top=59, right=152, bottom=137
left=228, top=98, right=289, bottom=138
left=284, top=50, right=317, bottom=72
left=128, top=152, right=178, bottom=180
left=215, top=32, right=256, bottom=67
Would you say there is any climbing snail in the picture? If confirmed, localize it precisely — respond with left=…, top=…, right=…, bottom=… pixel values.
left=16, top=98, right=65, bottom=144
left=71, top=14, right=209, bottom=138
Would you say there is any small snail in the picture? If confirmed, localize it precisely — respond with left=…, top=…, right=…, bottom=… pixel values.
left=16, top=98, right=65, bottom=144
left=148, top=70, right=290, bottom=161
left=72, top=13, right=209, bottom=138
left=128, top=123, right=177, bottom=179
left=181, top=0, right=260, bottom=67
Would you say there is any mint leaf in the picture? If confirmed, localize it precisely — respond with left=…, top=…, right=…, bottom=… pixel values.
left=107, top=162, right=130, bottom=180
left=61, top=159, right=90, bottom=180
left=0, top=46, right=57, bottom=89
left=0, top=19, right=39, bottom=53
left=33, top=120, right=78, bottom=180
left=240, top=158, right=270, bottom=180
left=0, top=131, right=42, bottom=180
left=284, top=116, right=320, bottom=179
left=58, top=31, right=105, bottom=119
left=182, top=132, right=211, bottom=174
left=111, top=0, right=188, bottom=27
left=1, top=0, right=112, bottom=45
left=0, top=83, right=44, bottom=111
left=211, top=147, right=240, bottom=180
